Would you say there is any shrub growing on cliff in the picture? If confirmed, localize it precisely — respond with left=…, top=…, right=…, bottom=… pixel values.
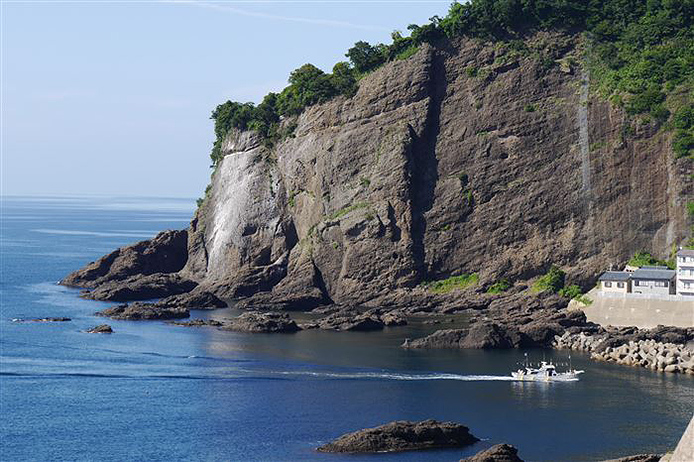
left=558, top=284, right=593, bottom=305
left=532, top=265, right=565, bottom=293
left=628, top=251, right=674, bottom=269
left=673, top=131, right=694, bottom=159
left=423, top=273, right=479, bottom=294
left=486, top=279, right=510, bottom=294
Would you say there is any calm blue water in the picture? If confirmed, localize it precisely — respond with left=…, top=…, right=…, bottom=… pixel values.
left=1, top=196, right=693, bottom=462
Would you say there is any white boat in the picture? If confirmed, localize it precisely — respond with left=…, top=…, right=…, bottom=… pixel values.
left=511, top=355, right=584, bottom=382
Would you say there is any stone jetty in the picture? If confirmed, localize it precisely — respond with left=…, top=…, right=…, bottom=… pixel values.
left=554, top=332, right=694, bottom=375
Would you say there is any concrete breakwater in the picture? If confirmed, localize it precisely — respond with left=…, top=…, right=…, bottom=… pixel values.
left=554, top=332, right=694, bottom=375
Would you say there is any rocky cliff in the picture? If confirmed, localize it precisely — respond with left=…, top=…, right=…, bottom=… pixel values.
left=63, top=32, right=693, bottom=310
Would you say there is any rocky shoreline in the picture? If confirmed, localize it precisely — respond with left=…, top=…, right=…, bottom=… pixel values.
left=61, top=230, right=694, bottom=378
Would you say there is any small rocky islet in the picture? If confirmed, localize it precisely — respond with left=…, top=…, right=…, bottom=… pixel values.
left=86, top=324, right=113, bottom=334
left=316, top=420, right=479, bottom=453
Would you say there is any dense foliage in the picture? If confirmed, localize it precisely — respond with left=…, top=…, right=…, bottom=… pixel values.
left=208, top=0, right=694, bottom=166
left=532, top=265, right=566, bottom=293
left=422, top=273, right=479, bottom=294
left=486, top=278, right=511, bottom=294
left=627, top=251, right=675, bottom=269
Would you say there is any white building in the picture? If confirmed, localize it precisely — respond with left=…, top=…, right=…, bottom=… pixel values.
left=676, top=249, right=694, bottom=296
left=598, top=271, right=631, bottom=294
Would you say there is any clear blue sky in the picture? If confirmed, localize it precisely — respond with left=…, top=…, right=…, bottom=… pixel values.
left=2, top=1, right=451, bottom=198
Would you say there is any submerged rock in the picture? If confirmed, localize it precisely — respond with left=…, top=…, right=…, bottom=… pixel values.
left=170, top=318, right=223, bottom=327
left=460, top=444, right=524, bottom=462
left=86, top=324, right=113, bottom=333
left=316, top=419, right=479, bottom=453
left=12, top=317, right=71, bottom=323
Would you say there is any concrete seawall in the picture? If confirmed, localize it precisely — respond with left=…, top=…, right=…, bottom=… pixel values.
left=661, top=413, right=694, bottom=462
left=572, top=290, right=693, bottom=329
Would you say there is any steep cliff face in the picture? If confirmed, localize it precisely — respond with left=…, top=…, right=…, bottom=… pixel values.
left=78, top=33, right=692, bottom=308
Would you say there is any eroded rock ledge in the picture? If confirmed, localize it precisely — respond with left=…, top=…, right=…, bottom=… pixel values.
left=221, top=311, right=300, bottom=333
left=61, top=230, right=188, bottom=289
left=316, top=420, right=479, bottom=453
left=95, top=289, right=227, bottom=320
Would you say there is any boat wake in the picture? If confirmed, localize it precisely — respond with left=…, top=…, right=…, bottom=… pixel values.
left=275, top=370, right=518, bottom=382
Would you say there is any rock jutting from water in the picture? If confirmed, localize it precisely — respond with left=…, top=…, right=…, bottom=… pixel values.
left=316, top=419, right=479, bottom=453
left=96, top=303, right=190, bottom=321
left=460, top=443, right=525, bottom=462
left=94, top=288, right=227, bottom=321
left=220, top=311, right=301, bottom=333
left=299, top=306, right=407, bottom=331
left=403, top=303, right=591, bottom=349
left=86, top=324, right=113, bottom=333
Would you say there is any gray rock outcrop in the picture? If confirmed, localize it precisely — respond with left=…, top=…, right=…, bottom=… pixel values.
left=86, top=324, right=113, bottom=333
left=61, top=230, right=188, bottom=288
left=461, top=444, right=524, bottom=462
left=96, top=304, right=189, bottom=321
left=405, top=302, right=592, bottom=349
left=220, top=311, right=301, bottom=333
left=316, top=419, right=479, bottom=453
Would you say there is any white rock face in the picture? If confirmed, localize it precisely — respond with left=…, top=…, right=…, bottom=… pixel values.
left=205, top=148, right=281, bottom=280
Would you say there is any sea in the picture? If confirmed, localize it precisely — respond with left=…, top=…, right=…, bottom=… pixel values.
left=1, top=195, right=693, bottom=461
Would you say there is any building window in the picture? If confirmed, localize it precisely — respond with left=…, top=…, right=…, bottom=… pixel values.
left=653, top=281, right=668, bottom=287
left=617, top=282, right=625, bottom=288
left=604, top=281, right=612, bottom=288
left=685, top=282, right=692, bottom=289
left=634, top=280, right=640, bottom=287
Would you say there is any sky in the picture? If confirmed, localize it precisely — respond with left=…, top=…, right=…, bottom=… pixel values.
left=1, top=0, right=452, bottom=198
